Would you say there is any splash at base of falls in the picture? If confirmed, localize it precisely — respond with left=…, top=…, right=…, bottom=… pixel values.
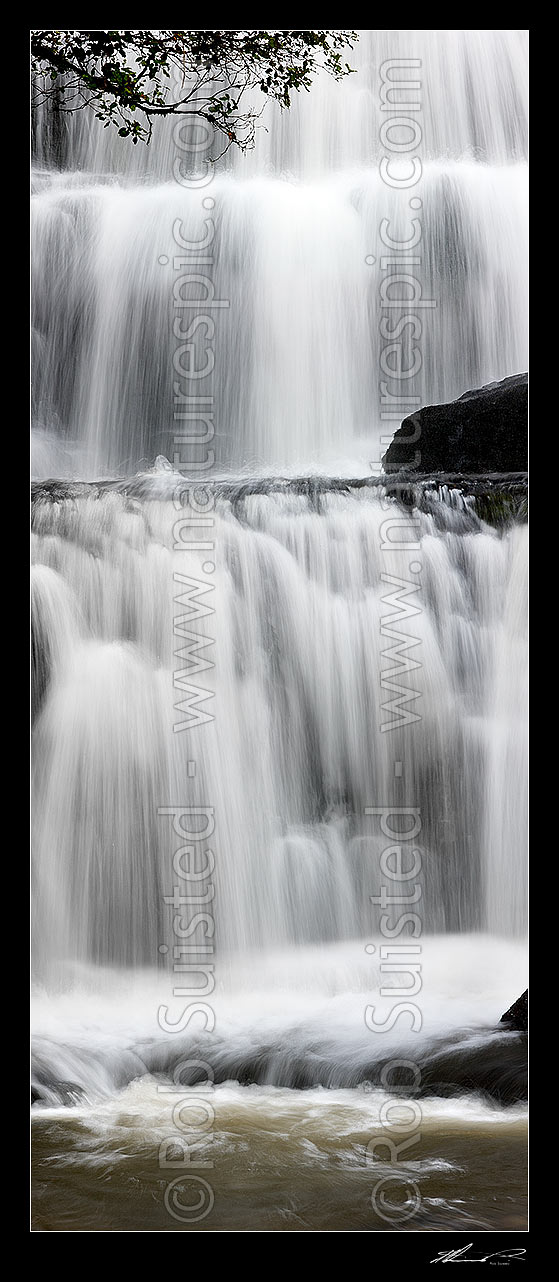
left=31, top=932, right=528, bottom=1231
left=32, top=935, right=527, bottom=1102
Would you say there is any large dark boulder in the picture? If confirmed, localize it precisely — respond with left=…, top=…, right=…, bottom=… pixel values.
left=382, top=373, right=527, bottom=474
left=500, top=990, right=528, bottom=1033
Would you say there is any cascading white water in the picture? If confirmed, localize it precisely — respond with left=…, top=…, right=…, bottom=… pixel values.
left=31, top=31, right=528, bottom=1119
left=32, top=486, right=527, bottom=970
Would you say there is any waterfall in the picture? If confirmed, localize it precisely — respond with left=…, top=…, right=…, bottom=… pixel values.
left=31, top=31, right=528, bottom=1113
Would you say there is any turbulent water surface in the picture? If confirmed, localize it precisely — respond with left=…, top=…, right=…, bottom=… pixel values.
left=31, top=29, right=528, bottom=1232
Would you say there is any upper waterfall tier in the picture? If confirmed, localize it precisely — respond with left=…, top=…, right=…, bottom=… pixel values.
left=31, top=162, right=528, bottom=479
left=33, top=29, right=528, bottom=181
left=31, top=30, right=528, bottom=479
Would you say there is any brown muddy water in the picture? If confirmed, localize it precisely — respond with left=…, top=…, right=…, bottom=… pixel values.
left=31, top=1084, right=527, bottom=1232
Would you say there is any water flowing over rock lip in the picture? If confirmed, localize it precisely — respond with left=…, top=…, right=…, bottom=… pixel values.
left=31, top=1025, right=527, bottom=1108
left=31, top=470, right=528, bottom=501
left=31, top=470, right=528, bottom=534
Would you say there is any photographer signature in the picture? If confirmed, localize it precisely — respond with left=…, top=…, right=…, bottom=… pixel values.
left=431, top=1246, right=526, bottom=1264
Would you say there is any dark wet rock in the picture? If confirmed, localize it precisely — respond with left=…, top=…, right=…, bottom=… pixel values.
left=414, top=1034, right=527, bottom=1105
left=382, top=373, right=528, bottom=474
left=31, top=478, right=102, bottom=504
left=500, top=989, right=528, bottom=1033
